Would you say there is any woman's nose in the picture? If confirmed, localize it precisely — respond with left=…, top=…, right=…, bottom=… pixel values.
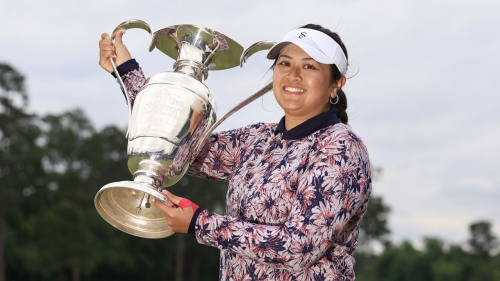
left=287, top=66, right=301, bottom=81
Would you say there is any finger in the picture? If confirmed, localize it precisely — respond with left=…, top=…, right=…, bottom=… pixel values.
left=153, top=200, right=193, bottom=233
left=99, top=43, right=116, bottom=55
left=99, top=40, right=116, bottom=61
left=154, top=197, right=178, bottom=214
left=153, top=199, right=184, bottom=218
left=101, top=33, right=111, bottom=40
left=154, top=194, right=174, bottom=208
left=99, top=44, right=115, bottom=52
left=154, top=198, right=171, bottom=213
left=99, top=38, right=114, bottom=51
left=178, top=198, right=199, bottom=211
left=99, top=49, right=116, bottom=64
left=162, top=190, right=183, bottom=205
left=113, top=29, right=125, bottom=44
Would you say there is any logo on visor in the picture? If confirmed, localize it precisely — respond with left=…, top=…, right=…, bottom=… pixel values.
left=298, top=32, right=306, bottom=39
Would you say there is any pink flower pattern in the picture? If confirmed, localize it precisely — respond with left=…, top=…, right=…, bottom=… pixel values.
left=122, top=69, right=372, bottom=281
left=121, top=68, right=146, bottom=106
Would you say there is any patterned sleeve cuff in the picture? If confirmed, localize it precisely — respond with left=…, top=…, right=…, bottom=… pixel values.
left=188, top=208, right=204, bottom=235
left=110, top=59, right=139, bottom=78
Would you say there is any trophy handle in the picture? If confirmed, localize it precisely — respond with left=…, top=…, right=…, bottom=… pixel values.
left=239, top=40, right=276, bottom=67
left=108, top=19, right=154, bottom=138
left=111, top=19, right=153, bottom=37
left=194, top=41, right=277, bottom=152
left=193, top=82, right=274, bottom=154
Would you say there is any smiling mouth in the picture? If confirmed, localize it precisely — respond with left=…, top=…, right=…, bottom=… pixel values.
left=284, top=86, right=305, bottom=93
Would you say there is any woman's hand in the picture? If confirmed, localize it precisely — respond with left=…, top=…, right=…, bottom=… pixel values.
left=154, top=190, right=198, bottom=234
left=98, top=29, right=132, bottom=73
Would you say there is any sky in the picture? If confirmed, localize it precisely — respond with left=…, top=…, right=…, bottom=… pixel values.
left=1, top=0, right=499, bottom=246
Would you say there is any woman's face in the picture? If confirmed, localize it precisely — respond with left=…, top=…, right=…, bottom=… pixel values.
left=272, top=44, right=340, bottom=125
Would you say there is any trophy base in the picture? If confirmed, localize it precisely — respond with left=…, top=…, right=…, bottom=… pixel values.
left=94, top=181, right=174, bottom=239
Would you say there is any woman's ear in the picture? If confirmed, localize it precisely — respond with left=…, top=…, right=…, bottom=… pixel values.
left=338, top=76, right=346, bottom=88
left=331, top=76, right=346, bottom=98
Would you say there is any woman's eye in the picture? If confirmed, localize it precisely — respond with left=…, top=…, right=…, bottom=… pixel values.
left=278, top=60, right=290, bottom=66
left=304, top=64, right=316, bottom=69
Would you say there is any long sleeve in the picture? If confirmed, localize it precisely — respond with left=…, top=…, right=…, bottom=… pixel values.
left=187, top=124, right=251, bottom=181
left=114, top=59, right=146, bottom=108
left=193, top=126, right=371, bottom=273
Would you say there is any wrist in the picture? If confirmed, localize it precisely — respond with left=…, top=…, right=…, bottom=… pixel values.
left=188, top=208, right=203, bottom=235
left=110, top=59, right=139, bottom=78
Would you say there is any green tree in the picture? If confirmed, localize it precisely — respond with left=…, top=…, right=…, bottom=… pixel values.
left=376, top=241, right=431, bottom=281
left=357, top=166, right=390, bottom=252
left=423, top=238, right=465, bottom=281
left=424, top=237, right=445, bottom=261
left=354, top=195, right=391, bottom=281
left=8, top=108, right=139, bottom=281
left=39, top=110, right=143, bottom=281
left=358, top=195, right=391, bottom=251
left=465, top=221, right=500, bottom=281
left=353, top=166, right=391, bottom=280
left=468, top=221, right=498, bottom=259
left=431, top=259, right=463, bottom=281
left=0, top=63, right=45, bottom=281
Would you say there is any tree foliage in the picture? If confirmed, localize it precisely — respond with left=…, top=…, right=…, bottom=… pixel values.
left=468, top=221, right=498, bottom=259
left=355, top=222, right=500, bottom=281
left=0, top=63, right=45, bottom=281
left=358, top=195, right=391, bottom=251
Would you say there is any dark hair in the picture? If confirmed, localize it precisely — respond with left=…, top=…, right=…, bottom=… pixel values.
left=272, top=24, right=349, bottom=124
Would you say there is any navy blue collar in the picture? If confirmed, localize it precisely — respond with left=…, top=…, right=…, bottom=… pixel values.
left=275, top=109, right=343, bottom=140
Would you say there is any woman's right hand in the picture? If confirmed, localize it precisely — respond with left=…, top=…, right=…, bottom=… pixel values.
left=98, top=30, right=132, bottom=73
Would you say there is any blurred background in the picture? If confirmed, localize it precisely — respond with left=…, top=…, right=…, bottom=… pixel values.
left=1, top=0, right=499, bottom=280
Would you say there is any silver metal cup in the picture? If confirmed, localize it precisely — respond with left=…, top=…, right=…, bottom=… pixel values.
left=94, top=20, right=245, bottom=238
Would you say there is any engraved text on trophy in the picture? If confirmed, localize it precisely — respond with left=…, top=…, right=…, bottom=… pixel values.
left=135, top=85, right=191, bottom=144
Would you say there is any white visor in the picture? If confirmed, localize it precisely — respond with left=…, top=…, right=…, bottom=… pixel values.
left=266, top=28, right=348, bottom=75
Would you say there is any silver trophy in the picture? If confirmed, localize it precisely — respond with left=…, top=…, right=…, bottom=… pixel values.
left=94, top=20, right=274, bottom=238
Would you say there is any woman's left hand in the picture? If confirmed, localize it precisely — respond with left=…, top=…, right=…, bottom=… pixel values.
left=154, top=190, right=198, bottom=234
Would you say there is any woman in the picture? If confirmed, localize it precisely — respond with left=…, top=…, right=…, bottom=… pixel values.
left=99, top=24, right=372, bottom=281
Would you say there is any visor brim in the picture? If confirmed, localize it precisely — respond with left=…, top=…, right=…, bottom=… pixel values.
left=266, top=41, right=336, bottom=65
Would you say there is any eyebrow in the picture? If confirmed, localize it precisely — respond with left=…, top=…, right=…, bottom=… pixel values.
left=278, top=54, right=315, bottom=61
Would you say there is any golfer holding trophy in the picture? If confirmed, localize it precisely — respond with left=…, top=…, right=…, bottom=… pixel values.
left=97, top=19, right=371, bottom=281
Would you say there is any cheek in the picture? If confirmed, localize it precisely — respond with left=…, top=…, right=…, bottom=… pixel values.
left=272, top=81, right=280, bottom=96
left=309, top=76, right=332, bottom=96
left=272, top=68, right=284, bottom=83
left=272, top=89, right=284, bottom=107
left=272, top=70, right=286, bottom=95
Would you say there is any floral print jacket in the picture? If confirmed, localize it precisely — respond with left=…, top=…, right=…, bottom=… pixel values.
left=118, top=61, right=372, bottom=281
